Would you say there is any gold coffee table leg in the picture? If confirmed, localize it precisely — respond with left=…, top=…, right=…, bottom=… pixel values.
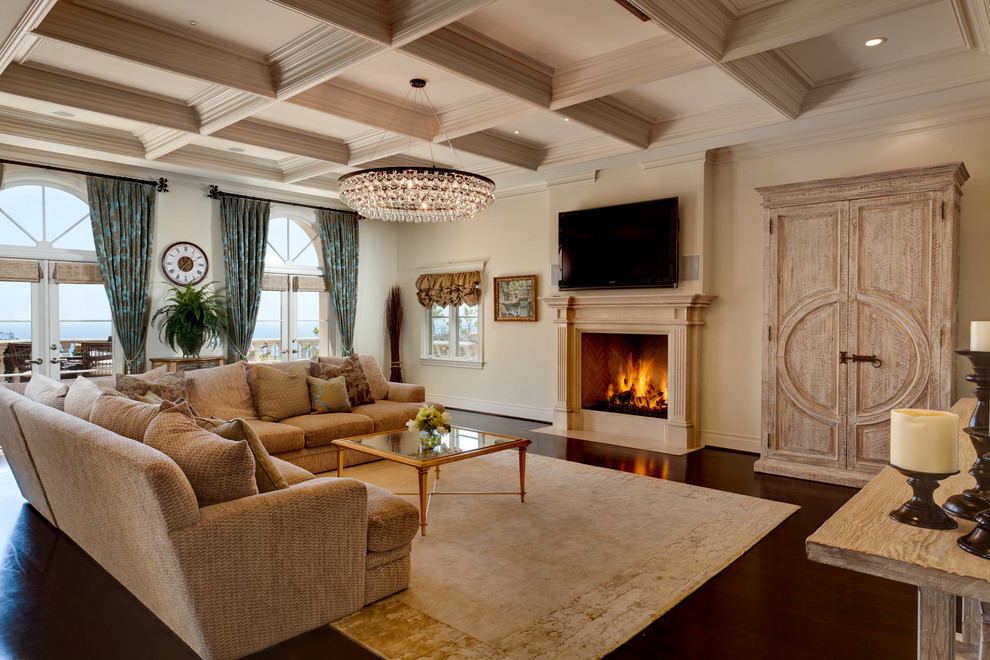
left=336, top=447, right=344, bottom=478
left=519, top=447, right=527, bottom=503
left=418, top=467, right=429, bottom=536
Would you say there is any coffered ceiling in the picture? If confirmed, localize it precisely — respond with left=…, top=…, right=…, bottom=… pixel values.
left=0, top=0, right=987, bottom=203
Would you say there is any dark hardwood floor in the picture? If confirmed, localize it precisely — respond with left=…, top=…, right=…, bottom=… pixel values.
left=0, top=410, right=916, bottom=659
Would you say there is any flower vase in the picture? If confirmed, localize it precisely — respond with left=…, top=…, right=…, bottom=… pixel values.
left=419, top=429, right=442, bottom=450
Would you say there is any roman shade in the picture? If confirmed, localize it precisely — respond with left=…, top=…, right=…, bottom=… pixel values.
left=51, top=261, right=103, bottom=284
left=293, top=275, right=326, bottom=292
left=415, top=271, right=481, bottom=308
left=261, top=273, right=289, bottom=291
left=0, top=258, right=42, bottom=282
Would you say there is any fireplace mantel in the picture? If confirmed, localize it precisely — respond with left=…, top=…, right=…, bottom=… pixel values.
left=541, top=293, right=716, bottom=453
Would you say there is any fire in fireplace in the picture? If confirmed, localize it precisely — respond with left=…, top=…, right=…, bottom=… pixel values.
left=581, top=333, right=668, bottom=419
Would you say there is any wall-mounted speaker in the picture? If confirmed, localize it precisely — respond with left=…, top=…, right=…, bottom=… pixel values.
left=550, top=264, right=561, bottom=285
left=681, top=254, right=700, bottom=282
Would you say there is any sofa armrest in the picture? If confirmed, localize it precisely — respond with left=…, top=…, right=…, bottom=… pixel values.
left=169, top=477, right=369, bottom=660
left=385, top=382, right=425, bottom=402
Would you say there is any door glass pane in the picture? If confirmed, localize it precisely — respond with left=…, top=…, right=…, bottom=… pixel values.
left=58, top=283, right=113, bottom=378
left=0, top=281, right=33, bottom=382
left=250, top=290, right=282, bottom=361
left=296, top=291, right=321, bottom=359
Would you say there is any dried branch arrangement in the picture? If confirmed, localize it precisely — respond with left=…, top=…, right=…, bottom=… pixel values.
left=385, top=284, right=403, bottom=382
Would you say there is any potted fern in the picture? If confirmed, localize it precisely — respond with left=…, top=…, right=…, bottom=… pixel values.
left=152, top=282, right=228, bottom=357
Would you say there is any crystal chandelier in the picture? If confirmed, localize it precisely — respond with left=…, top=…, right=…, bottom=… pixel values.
left=338, top=79, right=495, bottom=223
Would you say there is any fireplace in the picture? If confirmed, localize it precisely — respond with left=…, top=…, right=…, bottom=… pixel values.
left=542, top=293, right=715, bottom=454
left=581, top=333, right=668, bottom=419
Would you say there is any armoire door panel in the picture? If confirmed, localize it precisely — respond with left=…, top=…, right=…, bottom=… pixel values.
left=853, top=300, right=927, bottom=417
left=779, top=301, right=841, bottom=414
left=775, top=206, right=842, bottom=314
left=853, top=194, right=934, bottom=317
left=851, top=421, right=891, bottom=472
left=774, top=391, right=841, bottom=465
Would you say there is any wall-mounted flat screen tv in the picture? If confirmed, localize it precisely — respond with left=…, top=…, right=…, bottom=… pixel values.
left=557, top=197, right=679, bottom=290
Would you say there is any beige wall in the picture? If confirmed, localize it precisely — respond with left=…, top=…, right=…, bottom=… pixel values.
left=394, top=118, right=990, bottom=453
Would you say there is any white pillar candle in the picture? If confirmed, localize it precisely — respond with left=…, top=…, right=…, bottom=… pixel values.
left=889, top=409, right=959, bottom=473
left=973, top=321, right=990, bottom=351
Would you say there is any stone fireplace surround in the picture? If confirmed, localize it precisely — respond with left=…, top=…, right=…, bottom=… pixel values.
left=541, top=293, right=716, bottom=454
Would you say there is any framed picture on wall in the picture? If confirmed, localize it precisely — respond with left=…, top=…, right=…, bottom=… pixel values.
left=494, top=275, right=537, bottom=322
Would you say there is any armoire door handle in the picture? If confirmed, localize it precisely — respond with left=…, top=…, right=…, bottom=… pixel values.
left=839, top=351, right=882, bottom=368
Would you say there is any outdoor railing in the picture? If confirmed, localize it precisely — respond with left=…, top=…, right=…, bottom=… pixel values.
left=246, top=337, right=320, bottom=362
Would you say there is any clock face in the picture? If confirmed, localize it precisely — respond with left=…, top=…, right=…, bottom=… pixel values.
left=162, top=242, right=208, bottom=286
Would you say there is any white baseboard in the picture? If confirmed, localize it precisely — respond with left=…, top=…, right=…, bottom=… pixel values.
left=701, top=430, right=759, bottom=454
left=428, top=393, right=553, bottom=423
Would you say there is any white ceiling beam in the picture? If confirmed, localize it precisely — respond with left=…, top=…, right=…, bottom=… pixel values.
left=290, top=80, right=434, bottom=140
left=447, top=131, right=541, bottom=170
left=540, top=135, right=634, bottom=169
left=213, top=118, right=349, bottom=165
left=626, top=0, right=734, bottom=61
left=266, top=0, right=391, bottom=45
left=436, top=93, right=542, bottom=140
left=0, top=0, right=55, bottom=75
left=723, top=0, right=940, bottom=62
left=0, top=63, right=199, bottom=133
left=954, top=0, right=990, bottom=52
left=279, top=156, right=340, bottom=184
left=551, top=36, right=709, bottom=110
left=32, top=2, right=275, bottom=98
left=134, top=127, right=198, bottom=161
left=390, top=0, right=499, bottom=46
left=0, top=108, right=146, bottom=158
left=650, top=98, right=783, bottom=147
left=268, top=25, right=388, bottom=98
left=399, top=24, right=553, bottom=108
left=157, top=145, right=287, bottom=181
left=556, top=98, right=654, bottom=149
left=719, top=51, right=810, bottom=120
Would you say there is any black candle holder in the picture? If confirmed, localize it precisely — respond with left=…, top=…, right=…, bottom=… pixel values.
left=959, top=508, right=990, bottom=559
left=942, top=350, right=990, bottom=520
left=889, top=465, right=959, bottom=530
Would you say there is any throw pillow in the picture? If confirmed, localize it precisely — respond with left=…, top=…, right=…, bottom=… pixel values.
left=89, top=391, right=164, bottom=441
left=183, top=362, right=257, bottom=420
left=356, top=354, right=390, bottom=401
left=307, top=375, right=351, bottom=414
left=255, top=363, right=311, bottom=422
left=195, top=417, right=290, bottom=493
left=116, top=371, right=186, bottom=402
left=339, top=355, right=375, bottom=406
left=131, top=365, right=169, bottom=381
left=64, top=376, right=102, bottom=420
left=145, top=410, right=258, bottom=507
left=24, top=373, right=70, bottom=411
left=245, top=360, right=307, bottom=411
left=310, top=361, right=341, bottom=381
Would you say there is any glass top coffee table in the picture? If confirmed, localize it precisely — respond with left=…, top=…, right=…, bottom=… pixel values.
left=332, top=426, right=531, bottom=536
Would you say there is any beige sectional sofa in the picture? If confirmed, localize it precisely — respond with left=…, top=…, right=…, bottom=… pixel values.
left=0, top=372, right=422, bottom=659
left=182, top=355, right=437, bottom=474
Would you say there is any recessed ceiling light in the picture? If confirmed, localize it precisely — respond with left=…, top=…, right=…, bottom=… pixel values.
left=513, top=130, right=520, bottom=134
left=865, top=37, right=887, bottom=47
left=228, top=147, right=245, bottom=153
left=188, top=20, right=199, bottom=27
left=53, top=110, right=74, bottom=118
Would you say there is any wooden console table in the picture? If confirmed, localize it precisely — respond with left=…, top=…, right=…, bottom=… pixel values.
left=807, top=398, right=990, bottom=659
left=149, top=356, right=224, bottom=372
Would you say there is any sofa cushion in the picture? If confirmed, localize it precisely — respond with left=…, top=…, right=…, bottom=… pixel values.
left=308, top=375, right=351, bottom=414
left=351, top=401, right=425, bottom=433
left=116, top=371, right=186, bottom=402
left=365, top=483, right=419, bottom=552
left=24, top=373, right=70, bottom=411
left=184, top=362, right=257, bottom=420
left=64, top=376, right=102, bottom=420
left=281, top=412, right=375, bottom=448
left=145, top=410, right=258, bottom=507
left=90, top=391, right=162, bottom=441
left=242, top=419, right=306, bottom=454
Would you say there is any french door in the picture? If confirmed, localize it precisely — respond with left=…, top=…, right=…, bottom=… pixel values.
left=0, top=258, right=113, bottom=383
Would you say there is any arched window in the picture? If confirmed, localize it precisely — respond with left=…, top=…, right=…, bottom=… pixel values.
left=0, top=174, right=115, bottom=382
left=250, top=209, right=331, bottom=361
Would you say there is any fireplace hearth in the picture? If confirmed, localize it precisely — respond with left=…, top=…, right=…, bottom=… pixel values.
left=542, top=293, right=715, bottom=454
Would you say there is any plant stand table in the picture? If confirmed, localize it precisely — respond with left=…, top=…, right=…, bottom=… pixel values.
left=332, top=426, right=531, bottom=536
left=807, top=398, right=990, bottom=659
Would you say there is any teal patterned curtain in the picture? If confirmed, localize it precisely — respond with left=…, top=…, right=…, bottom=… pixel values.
left=318, top=209, right=360, bottom=356
left=86, top=176, right=157, bottom=374
left=220, top=196, right=270, bottom=361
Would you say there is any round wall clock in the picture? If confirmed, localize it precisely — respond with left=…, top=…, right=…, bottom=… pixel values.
left=161, top=241, right=208, bottom=286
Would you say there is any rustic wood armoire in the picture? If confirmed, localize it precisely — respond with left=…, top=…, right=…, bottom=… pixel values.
left=755, top=162, right=969, bottom=487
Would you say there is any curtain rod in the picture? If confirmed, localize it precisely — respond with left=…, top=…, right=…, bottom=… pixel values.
left=0, top=157, right=169, bottom=191
left=207, top=185, right=354, bottom=215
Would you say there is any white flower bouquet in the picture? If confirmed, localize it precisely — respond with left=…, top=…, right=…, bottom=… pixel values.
left=407, top=404, right=452, bottom=436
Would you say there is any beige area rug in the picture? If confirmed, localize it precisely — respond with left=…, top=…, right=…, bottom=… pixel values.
left=331, top=452, right=798, bottom=660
